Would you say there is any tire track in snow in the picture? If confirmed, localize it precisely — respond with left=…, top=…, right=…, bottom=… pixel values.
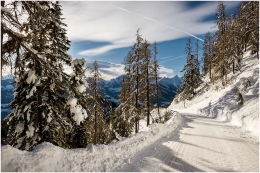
left=116, top=114, right=258, bottom=172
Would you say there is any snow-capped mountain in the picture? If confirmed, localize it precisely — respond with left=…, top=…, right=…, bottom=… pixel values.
left=1, top=74, right=182, bottom=119
left=100, top=75, right=182, bottom=106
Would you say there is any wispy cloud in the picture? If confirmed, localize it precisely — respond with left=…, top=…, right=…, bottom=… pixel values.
left=61, top=1, right=239, bottom=57
left=64, top=60, right=175, bottom=80
left=78, top=44, right=125, bottom=56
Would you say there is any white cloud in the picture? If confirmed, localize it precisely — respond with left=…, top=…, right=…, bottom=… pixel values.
left=61, top=1, right=239, bottom=56
left=79, top=44, right=125, bottom=56
left=64, top=60, right=175, bottom=80
left=159, top=66, right=175, bottom=78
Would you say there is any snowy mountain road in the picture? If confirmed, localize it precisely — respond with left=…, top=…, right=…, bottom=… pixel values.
left=116, top=115, right=259, bottom=172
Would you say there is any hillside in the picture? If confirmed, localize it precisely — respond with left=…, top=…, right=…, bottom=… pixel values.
left=169, top=51, right=259, bottom=138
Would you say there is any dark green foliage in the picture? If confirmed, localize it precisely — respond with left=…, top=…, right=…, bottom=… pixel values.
left=87, top=61, right=112, bottom=144
left=180, top=38, right=202, bottom=101
left=2, top=1, right=73, bottom=151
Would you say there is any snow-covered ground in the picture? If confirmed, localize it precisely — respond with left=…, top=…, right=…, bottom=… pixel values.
left=118, top=114, right=259, bottom=172
left=1, top=112, right=184, bottom=172
left=170, top=51, right=259, bottom=139
left=1, top=52, right=258, bottom=172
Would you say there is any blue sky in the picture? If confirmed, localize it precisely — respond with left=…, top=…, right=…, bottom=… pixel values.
left=61, top=1, right=240, bottom=80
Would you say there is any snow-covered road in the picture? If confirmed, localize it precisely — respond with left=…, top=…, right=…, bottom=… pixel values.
left=115, top=114, right=259, bottom=172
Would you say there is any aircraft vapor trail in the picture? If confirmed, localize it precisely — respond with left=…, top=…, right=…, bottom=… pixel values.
left=159, top=55, right=186, bottom=64
left=111, top=5, right=204, bottom=42
left=158, top=55, right=186, bottom=60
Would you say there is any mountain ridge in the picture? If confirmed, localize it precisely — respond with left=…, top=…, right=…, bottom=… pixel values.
left=1, top=74, right=182, bottom=119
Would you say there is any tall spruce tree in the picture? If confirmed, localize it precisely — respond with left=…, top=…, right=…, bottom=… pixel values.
left=202, top=32, right=213, bottom=80
left=67, top=58, right=89, bottom=148
left=213, top=1, right=229, bottom=84
left=87, top=61, right=110, bottom=144
left=132, top=29, right=143, bottom=133
left=152, top=42, right=161, bottom=122
left=2, top=1, right=73, bottom=150
left=114, top=50, right=135, bottom=137
left=180, top=38, right=201, bottom=101
left=194, top=39, right=202, bottom=88
left=139, top=40, right=153, bottom=126
left=247, top=1, right=259, bottom=59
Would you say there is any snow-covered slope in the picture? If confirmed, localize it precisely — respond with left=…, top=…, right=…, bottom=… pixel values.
left=169, top=51, right=259, bottom=138
left=1, top=112, right=184, bottom=172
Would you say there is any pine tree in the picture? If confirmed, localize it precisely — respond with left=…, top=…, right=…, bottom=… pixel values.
left=139, top=39, right=153, bottom=126
left=132, top=29, right=143, bottom=133
left=180, top=38, right=202, bottom=100
left=114, top=50, right=135, bottom=137
left=247, top=1, right=259, bottom=59
left=87, top=61, right=110, bottom=144
left=67, top=58, right=89, bottom=148
left=2, top=1, right=72, bottom=150
left=226, top=11, right=243, bottom=74
left=213, top=1, right=229, bottom=84
left=180, top=38, right=195, bottom=100
left=237, top=1, right=251, bottom=52
left=193, top=39, right=202, bottom=88
left=202, top=32, right=213, bottom=80
left=214, top=1, right=228, bottom=37
left=152, top=42, right=161, bottom=122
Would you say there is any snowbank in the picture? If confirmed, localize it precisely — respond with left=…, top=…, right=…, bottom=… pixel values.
left=170, top=52, right=259, bottom=138
left=1, top=113, right=184, bottom=172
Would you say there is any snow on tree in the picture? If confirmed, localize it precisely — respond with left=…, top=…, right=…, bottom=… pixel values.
left=139, top=39, right=154, bottom=126
left=212, top=1, right=230, bottom=84
left=180, top=38, right=201, bottom=102
left=152, top=42, right=162, bottom=122
left=2, top=1, right=73, bottom=151
left=67, top=58, right=90, bottom=148
left=87, top=60, right=111, bottom=144
left=114, top=49, right=135, bottom=137
left=202, top=32, right=213, bottom=80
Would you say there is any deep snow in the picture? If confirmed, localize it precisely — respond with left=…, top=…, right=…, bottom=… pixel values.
left=170, top=51, right=259, bottom=140
left=1, top=112, right=184, bottom=172
left=1, top=52, right=258, bottom=172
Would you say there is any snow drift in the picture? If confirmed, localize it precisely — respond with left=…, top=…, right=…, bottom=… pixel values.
left=1, top=112, right=184, bottom=172
left=170, top=51, right=259, bottom=138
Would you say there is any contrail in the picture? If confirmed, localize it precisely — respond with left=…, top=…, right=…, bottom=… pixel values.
left=158, top=55, right=186, bottom=60
left=159, top=55, right=186, bottom=64
left=111, top=5, right=204, bottom=42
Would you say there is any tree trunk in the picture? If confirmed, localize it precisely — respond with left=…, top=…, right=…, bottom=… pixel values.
left=146, top=63, right=150, bottom=126
left=37, top=90, right=43, bottom=142
left=1, top=1, right=5, bottom=79
left=233, top=60, right=235, bottom=74
left=135, top=57, right=139, bottom=133
left=155, top=75, right=160, bottom=122
left=209, top=59, right=212, bottom=82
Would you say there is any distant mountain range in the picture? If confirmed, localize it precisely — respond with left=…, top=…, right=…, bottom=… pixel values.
left=1, top=75, right=182, bottom=120
left=101, top=75, right=182, bottom=106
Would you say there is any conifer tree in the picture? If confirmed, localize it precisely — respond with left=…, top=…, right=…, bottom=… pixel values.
left=226, top=11, right=243, bottom=74
left=247, top=1, right=259, bottom=59
left=139, top=40, right=153, bottom=126
left=194, top=39, right=202, bottom=88
left=213, top=1, right=229, bottom=83
left=180, top=38, right=195, bottom=100
left=87, top=61, right=110, bottom=144
left=2, top=1, right=72, bottom=150
left=114, top=50, right=135, bottom=137
left=180, top=38, right=202, bottom=100
left=202, top=32, right=213, bottom=80
left=152, top=42, right=161, bottom=122
left=67, top=58, right=89, bottom=148
left=132, top=29, right=143, bottom=133
left=237, top=1, right=251, bottom=52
